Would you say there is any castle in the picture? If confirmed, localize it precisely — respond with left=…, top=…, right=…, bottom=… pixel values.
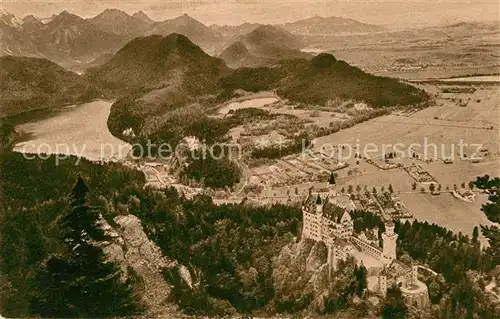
left=302, top=193, right=430, bottom=308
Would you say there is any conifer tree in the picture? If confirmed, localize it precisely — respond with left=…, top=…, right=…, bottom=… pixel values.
left=31, top=176, right=139, bottom=317
left=355, top=264, right=367, bottom=297
left=382, top=285, right=407, bottom=319
left=472, top=226, right=479, bottom=244
left=329, top=172, right=336, bottom=185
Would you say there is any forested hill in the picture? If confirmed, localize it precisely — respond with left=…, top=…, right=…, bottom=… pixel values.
left=0, top=56, right=99, bottom=118
left=99, top=34, right=427, bottom=145
left=86, top=33, right=228, bottom=96
left=222, top=53, right=428, bottom=107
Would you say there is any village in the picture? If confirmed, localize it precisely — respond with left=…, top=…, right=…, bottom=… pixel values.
left=120, top=79, right=499, bottom=241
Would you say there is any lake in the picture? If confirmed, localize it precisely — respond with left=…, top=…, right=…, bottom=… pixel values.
left=13, top=100, right=132, bottom=161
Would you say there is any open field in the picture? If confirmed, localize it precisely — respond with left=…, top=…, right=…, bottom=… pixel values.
left=217, top=97, right=278, bottom=114
left=440, top=75, right=500, bottom=82
left=314, top=83, right=500, bottom=159
left=398, top=192, right=495, bottom=240
left=242, top=82, right=499, bottom=236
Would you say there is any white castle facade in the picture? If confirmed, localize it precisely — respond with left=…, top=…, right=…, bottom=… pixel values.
left=302, top=193, right=430, bottom=308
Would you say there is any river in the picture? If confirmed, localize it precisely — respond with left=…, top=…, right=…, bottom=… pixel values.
left=13, top=100, right=132, bottom=161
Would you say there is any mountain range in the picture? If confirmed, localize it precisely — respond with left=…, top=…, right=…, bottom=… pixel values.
left=0, top=9, right=385, bottom=70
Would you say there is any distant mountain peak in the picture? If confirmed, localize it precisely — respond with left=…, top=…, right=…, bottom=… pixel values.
left=22, top=14, right=43, bottom=27
left=219, top=23, right=307, bottom=68
left=53, top=10, right=83, bottom=23
left=282, top=14, right=384, bottom=35
left=0, top=9, right=23, bottom=28
left=94, top=8, right=131, bottom=19
left=132, top=10, right=154, bottom=23
left=174, top=13, right=200, bottom=24
left=104, top=8, right=126, bottom=13
left=23, top=14, right=40, bottom=22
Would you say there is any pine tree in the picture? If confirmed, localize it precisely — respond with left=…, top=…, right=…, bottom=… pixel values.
left=429, top=183, right=436, bottom=193
left=31, top=176, right=139, bottom=317
left=329, top=172, right=336, bottom=185
left=355, top=264, right=367, bottom=297
left=472, top=226, right=479, bottom=244
left=382, top=285, right=407, bottom=319
left=468, top=181, right=475, bottom=190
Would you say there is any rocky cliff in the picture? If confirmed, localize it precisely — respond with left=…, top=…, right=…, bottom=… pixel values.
left=101, top=214, right=181, bottom=317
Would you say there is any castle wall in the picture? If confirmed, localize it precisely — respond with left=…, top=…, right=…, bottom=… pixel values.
left=351, top=236, right=383, bottom=259
left=302, top=210, right=322, bottom=241
left=401, top=279, right=430, bottom=309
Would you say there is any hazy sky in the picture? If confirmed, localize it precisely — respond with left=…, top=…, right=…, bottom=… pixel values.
left=1, top=0, right=499, bottom=27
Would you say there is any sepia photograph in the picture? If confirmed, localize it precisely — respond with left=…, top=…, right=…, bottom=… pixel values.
left=0, top=0, right=499, bottom=318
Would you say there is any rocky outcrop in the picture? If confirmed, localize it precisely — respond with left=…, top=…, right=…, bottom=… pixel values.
left=101, top=214, right=178, bottom=317
left=272, top=238, right=330, bottom=305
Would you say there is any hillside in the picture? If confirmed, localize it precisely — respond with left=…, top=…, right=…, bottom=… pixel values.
left=0, top=56, right=98, bottom=118
left=88, top=34, right=228, bottom=141
left=219, top=25, right=310, bottom=68
left=87, top=33, right=227, bottom=94
left=281, top=15, right=385, bottom=35
left=222, top=53, right=428, bottom=107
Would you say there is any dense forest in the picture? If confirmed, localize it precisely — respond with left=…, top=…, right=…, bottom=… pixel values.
left=130, top=187, right=301, bottom=315
left=0, top=153, right=146, bottom=317
left=0, top=123, right=16, bottom=150
left=251, top=135, right=311, bottom=159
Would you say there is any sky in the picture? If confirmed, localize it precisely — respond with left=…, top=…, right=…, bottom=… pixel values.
left=1, top=0, right=499, bottom=28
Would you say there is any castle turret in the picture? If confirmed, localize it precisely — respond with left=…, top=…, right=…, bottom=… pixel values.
left=412, top=265, right=418, bottom=284
left=382, top=220, right=398, bottom=264
left=316, top=195, right=323, bottom=214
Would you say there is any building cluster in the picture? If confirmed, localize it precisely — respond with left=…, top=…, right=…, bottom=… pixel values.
left=301, top=192, right=430, bottom=308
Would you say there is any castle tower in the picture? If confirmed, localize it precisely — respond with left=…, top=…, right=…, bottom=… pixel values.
left=411, top=265, right=418, bottom=284
left=382, top=221, right=398, bottom=264
left=379, top=274, right=388, bottom=296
